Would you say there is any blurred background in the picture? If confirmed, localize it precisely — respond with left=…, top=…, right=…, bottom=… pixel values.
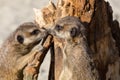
left=0, top=0, right=119, bottom=80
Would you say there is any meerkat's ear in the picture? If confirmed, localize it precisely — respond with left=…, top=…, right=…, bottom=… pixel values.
left=17, top=35, right=24, bottom=44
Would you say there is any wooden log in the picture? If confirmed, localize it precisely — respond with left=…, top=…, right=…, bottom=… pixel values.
left=48, top=42, right=55, bottom=80
left=23, top=35, right=53, bottom=80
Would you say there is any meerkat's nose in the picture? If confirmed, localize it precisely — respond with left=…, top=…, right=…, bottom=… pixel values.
left=48, top=29, right=56, bottom=36
left=41, top=27, right=56, bottom=36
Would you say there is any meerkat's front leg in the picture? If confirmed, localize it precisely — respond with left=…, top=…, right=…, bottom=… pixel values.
left=17, top=42, right=44, bottom=70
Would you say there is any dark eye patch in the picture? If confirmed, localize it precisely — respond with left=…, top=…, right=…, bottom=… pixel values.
left=17, top=35, right=24, bottom=44
left=70, top=27, right=77, bottom=37
left=31, top=29, right=40, bottom=35
left=55, top=24, right=63, bottom=31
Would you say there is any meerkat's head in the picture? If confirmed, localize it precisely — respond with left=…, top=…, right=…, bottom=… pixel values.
left=49, top=16, right=86, bottom=41
left=14, top=22, right=47, bottom=47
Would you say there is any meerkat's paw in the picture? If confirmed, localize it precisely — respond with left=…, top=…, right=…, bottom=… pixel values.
left=17, top=43, right=44, bottom=70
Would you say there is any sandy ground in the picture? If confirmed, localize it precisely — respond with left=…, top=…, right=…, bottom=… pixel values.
left=0, top=0, right=119, bottom=80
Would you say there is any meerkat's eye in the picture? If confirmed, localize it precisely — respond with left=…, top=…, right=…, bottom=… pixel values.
left=70, top=27, right=77, bottom=37
left=31, top=29, right=40, bottom=35
left=55, top=24, right=63, bottom=31
left=17, top=35, right=24, bottom=44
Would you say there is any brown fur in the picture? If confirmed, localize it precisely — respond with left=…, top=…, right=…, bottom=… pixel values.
left=50, top=16, right=99, bottom=80
left=0, top=22, right=47, bottom=80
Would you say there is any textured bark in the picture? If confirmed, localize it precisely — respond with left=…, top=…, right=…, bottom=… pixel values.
left=23, top=35, right=53, bottom=80
left=88, top=1, right=120, bottom=80
left=32, top=0, right=120, bottom=80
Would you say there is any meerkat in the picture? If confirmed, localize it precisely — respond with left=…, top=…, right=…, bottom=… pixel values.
left=0, top=22, right=47, bottom=80
left=49, top=16, right=100, bottom=80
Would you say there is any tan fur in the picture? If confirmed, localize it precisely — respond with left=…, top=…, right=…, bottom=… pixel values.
left=0, top=22, right=47, bottom=80
left=50, top=16, right=100, bottom=80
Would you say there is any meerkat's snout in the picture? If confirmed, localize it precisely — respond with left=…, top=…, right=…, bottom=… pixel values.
left=44, top=27, right=56, bottom=36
